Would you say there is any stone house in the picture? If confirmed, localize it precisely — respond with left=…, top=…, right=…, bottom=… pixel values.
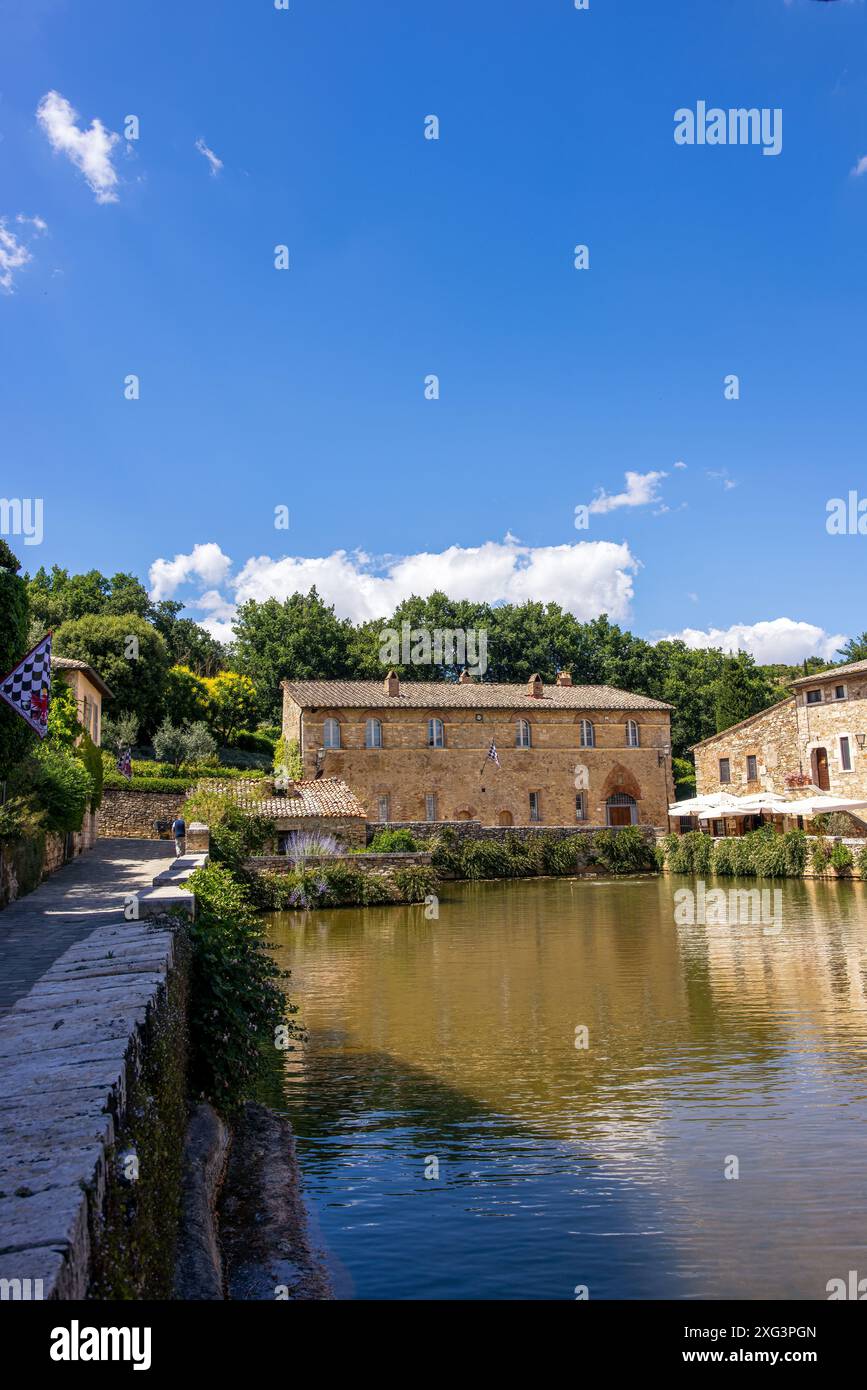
left=281, top=672, right=674, bottom=829
left=693, top=658, right=867, bottom=816
left=54, top=656, right=112, bottom=746
left=232, top=776, right=368, bottom=850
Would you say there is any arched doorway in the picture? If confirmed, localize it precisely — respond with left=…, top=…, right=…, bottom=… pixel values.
left=455, top=809, right=473, bottom=822
left=606, top=792, right=637, bottom=827
left=811, top=747, right=830, bottom=791
left=498, top=810, right=513, bottom=827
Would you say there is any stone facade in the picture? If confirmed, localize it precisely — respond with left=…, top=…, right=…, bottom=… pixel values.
left=694, top=659, right=867, bottom=805
left=282, top=674, right=674, bottom=830
left=100, top=788, right=187, bottom=839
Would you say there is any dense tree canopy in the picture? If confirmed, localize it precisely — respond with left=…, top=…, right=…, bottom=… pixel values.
left=53, top=614, right=171, bottom=740
left=14, top=559, right=860, bottom=764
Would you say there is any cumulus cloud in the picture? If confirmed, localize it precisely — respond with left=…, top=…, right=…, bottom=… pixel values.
left=148, top=542, right=233, bottom=601
left=589, top=470, right=667, bottom=515
left=0, top=221, right=34, bottom=293
left=149, top=536, right=642, bottom=641
left=659, top=619, right=845, bottom=665
left=36, top=90, right=120, bottom=203
left=851, top=155, right=867, bottom=178
left=195, top=138, right=223, bottom=176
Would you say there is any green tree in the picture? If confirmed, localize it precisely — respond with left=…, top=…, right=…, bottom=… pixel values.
left=0, top=540, right=35, bottom=778
left=152, top=601, right=226, bottom=675
left=202, top=672, right=258, bottom=745
left=713, top=652, right=776, bottom=734
left=837, top=633, right=867, bottom=665
left=163, top=664, right=208, bottom=726
left=232, top=589, right=353, bottom=721
left=54, top=613, right=170, bottom=739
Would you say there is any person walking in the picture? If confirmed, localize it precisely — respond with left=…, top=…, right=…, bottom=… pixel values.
left=171, top=814, right=186, bottom=859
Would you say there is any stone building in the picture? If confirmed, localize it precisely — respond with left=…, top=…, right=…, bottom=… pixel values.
left=693, top=658, right=867, bottom=813
left=281, top=672, right=674, bottom=829
left=54, top=656, right=112, bottom=745
left=233, top=776, right=368, bottom=851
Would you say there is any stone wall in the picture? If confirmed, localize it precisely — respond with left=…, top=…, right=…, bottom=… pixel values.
left=288, top=699, right=674, bottom=828
left=0, top=915, right=190, bottom=1299
left=273, top=814, right=366, bottom=850
left=100, top=788, right=186, bottom=839
left=1, top=811, right=99, bottom=911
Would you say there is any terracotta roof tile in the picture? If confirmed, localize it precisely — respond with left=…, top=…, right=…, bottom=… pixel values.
left=281, top=679, right=671, bottom=713
left=790, top=658, right=867, bottom=687
left=214, top=776, right=367, bottom=819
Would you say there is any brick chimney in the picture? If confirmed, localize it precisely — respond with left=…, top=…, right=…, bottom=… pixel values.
left=556, top=671, right=573, bottom=687
left=527, top=673, right=543, bottom=699
left=384, top=669, right=400, bottom=697
left=459, top=669, right=474, bottom=684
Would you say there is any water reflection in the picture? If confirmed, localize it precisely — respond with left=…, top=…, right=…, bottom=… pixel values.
left=261, top=875, right=867, bottom=1300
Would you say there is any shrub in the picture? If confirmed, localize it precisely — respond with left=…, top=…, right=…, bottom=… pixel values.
left=713, top=836, right=753, bottom=876
left=284, top=829, right=342, bottom=864
left=856, top=845, right=867, bottom=879
left=829, top=842, right=854, bottom=876
left=235, top=730, right=277, bottom=756
left=185, top=863, right=290, bottom=1113
left=273, top=736, right=303, bottom=781
left=811, top=839, right=832, bottom=875
left=538, top=834, right=584, bottom=876
left=22, top=744, right=93, bottom=833
left=780, top=829, right=808, bottom=877
left=367, top=828, right=423, bottom=853
left=429, top=828, right=463, bottom=877
left=592, top=826, right=657, bottom=873
left=460, top=840, right=517, bottom=880
left=665, top=830, right=713, bottom=875
left=153, top=719, right=217, bottom=770
left=101, top=711, right=140, bottom=755
left=103, top=773, right=193, bottom=793
left=392, top=865, right=438, bottom=902
left=77, top=731, right=104, bottom=811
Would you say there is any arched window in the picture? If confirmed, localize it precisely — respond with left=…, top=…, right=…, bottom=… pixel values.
left=428, top=717, right=444, bottom=748
left=323, top=718, right=341, bottom=749
left=579, top=719, right=595, bottom=748
left=516, top=718, right=532, bottom=748
left=365, top=718, right=382, bottom=749
left=626, top=719, right=640, bottom=748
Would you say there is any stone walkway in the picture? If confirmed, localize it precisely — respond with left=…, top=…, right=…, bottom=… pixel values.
left=0, top=839, right=177, bottom=1014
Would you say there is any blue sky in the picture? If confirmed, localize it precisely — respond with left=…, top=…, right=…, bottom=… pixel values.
left=2, top=0, right=866, bottom=663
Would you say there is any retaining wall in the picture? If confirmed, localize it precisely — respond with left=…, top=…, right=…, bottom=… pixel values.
left=100, top=787, right=187, bottom=839
left=0, top=913, right=190, bottom=1299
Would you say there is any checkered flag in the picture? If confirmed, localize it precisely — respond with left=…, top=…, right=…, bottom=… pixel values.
left=0, top=633, right=52, bottom=738
left=485, top=738, right=500, bottom=769
left=116, top=748, right=132, bottom=779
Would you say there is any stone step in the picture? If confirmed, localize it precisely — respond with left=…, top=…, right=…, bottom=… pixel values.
left=134, top=886, right=196, bottom=920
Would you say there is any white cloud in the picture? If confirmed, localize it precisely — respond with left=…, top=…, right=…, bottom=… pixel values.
left=148, top=542, right=233, bottom=601
left=36, top=90, right=120, bottom=204
left=660, top=619, right=845, bottom=665
left=16, top=213, right=47, bottom=233
left=0, top=220, right=33, bottom=292
left=851, top=155, right=867, bottom=178
left=149, top=536, right=642, bottom=638
left=195, top=138, right=223, bottom=176
left=673, top=460, right=687, bottom=470
left=589, top=470, right=667, bottom=515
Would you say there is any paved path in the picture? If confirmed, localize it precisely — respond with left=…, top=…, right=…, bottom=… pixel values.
left=0, top=838, right=176, bottom=1014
